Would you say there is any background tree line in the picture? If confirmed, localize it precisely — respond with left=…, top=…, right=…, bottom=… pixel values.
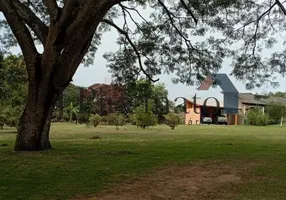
left=0, top=53, right=182, bottom=130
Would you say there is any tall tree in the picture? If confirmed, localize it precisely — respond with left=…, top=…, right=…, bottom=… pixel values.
left=267, top=102, right=286, bottom=125
left=272, top=92, right=286, bottom=98
left=0, top=1, right=210, bottom=151
left=1, top=0, right=284, bottom=150
left=0, top=54, right=27, bottom=129
left=87, top=83, right=125, bottom=115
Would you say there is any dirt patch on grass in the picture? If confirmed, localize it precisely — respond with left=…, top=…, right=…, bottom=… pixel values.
left=73, top=161, right=256, bottom=200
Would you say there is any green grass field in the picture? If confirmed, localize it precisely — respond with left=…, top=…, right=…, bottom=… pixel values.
left=1, top=124, right=286, bottom=199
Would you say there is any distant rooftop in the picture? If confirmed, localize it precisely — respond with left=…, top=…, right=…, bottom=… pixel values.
left=239, top=93, right=286, bottom=105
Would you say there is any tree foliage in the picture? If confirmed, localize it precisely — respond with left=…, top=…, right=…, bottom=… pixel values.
left=269, top=91, right=286, bottom=98
left=85, top=84, right=125, bottom=115
left=0, top=54, right=27, bottom=129
left=89, top=114, right=102, bottom=128
left=63, top=84, right=80, bottom=108
left=267, top=102, right=286, bottom=124
left=164, top=113, right=180, bottom=130
left=247, top=108, right=269, bottom=126
left=133, top=105, right=157, bottom=129
left=63, top=102, right=79, bottom=122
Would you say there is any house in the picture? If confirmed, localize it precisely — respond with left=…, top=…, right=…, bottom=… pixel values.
left=184, top=98, right=239, bottom=125
left=238, top=93, right=266, bottom=115
left=239, top=93, right=286, bottom=115
left=184, top=93, right=286, bottom=125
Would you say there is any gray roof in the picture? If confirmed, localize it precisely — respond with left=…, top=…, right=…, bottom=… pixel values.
left=239, top=93, right=286, bottom=105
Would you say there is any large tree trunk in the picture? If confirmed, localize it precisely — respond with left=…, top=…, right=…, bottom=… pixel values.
left=2, top=0, right=117, bottom=151
left=14, top=80, right=60, bottom=151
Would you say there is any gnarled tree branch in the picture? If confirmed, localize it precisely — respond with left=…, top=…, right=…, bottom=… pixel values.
left=276, top=0, right=286, bottom=15
left=0, top=0, right=38, bottom=70
left=43, top=0, right=59, bottom=24
left=179, top=0, right=198, bottom=25
left=12, top=0, right=48, bottom=45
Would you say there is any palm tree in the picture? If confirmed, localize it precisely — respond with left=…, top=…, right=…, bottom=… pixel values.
left=64, top=102, right=79, bottom=123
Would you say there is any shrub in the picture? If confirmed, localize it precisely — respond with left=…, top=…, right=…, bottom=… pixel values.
left=89, top=114, right=102, bottom=127
left=133, top=106, right=157, bottom=129
left=257, top=114, right=269, bottom=126
left=129, top=114, right=137, bottom=125
left=164, top=113, right=180, bottom=130
left=78, top=113, right=90, bottom=124
left=266, top=102, right=286, bottom=124
left=247, top=108, right=269, bottom=126
left=104, top=113, right=126, bottom=126
left=101, top=116, right=108, bottom=125
left=105, top=114, right=117, bottom=125
left=117, top=114, right=126, bottom=126
left=2, top=106, right=23, bottom=130
left=63, top=112, right=70, bottom=122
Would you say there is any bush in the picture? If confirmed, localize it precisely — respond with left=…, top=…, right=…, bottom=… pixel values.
left=103, top=113, right=126, bottom=126
left=164, top=113, right=180, bottom=130
left=89, top=114, right=102, bottom=127
left=129, top=114, right=137, bottom=125
left=247, top=108, right=269, bottom=126
left=101, top=116, right=108, bottom=125
left=78, top=113, right=90, bottom=124
left=63, top=112, right=70, bottom=122
left=106, top=113, right=118, bottom=125
left=257, top=114, right=269, bottom=126
left=133, top=106, right=157, bottom=129
left=2, top=106, right=23, bottom=130
left=117, top=114, right=126, bottom=126
left=266, top=102, right=286, bottom=124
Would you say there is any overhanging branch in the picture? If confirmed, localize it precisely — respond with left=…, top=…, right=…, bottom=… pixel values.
left=102, top=19, right=159, bottom=83
left=276, top=0, right=286, bottom=15
left=179, top=0, right=198, bottom=25
left=12, top=0, right=48, bottom=45
left=43, top=0, right=59, bottom=24
left=0, top=0, right=38, bottom=77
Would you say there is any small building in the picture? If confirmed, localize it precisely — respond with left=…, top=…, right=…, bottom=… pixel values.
left=184, top=93, right=286, bottom=125
left=184, top=98, right=239, bottom=125
left=239, top=93, right=266, bottom=116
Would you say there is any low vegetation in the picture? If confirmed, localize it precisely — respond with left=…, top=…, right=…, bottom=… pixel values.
left=89, top=114, right=102, bottom=127
left=164, top=113, right=180, bottom=130
left=133, top=106, right=158, bottom=129
left=247, top=108, right=269, bottom=126
left=1, top=124, right=286, bottom=199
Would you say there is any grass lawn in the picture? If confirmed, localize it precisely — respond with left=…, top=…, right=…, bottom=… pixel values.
left=1, top=123, right=286, bottom=199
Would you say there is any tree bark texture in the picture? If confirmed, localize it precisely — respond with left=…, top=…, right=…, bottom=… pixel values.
left=14, top=79, right=60, bottom=151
